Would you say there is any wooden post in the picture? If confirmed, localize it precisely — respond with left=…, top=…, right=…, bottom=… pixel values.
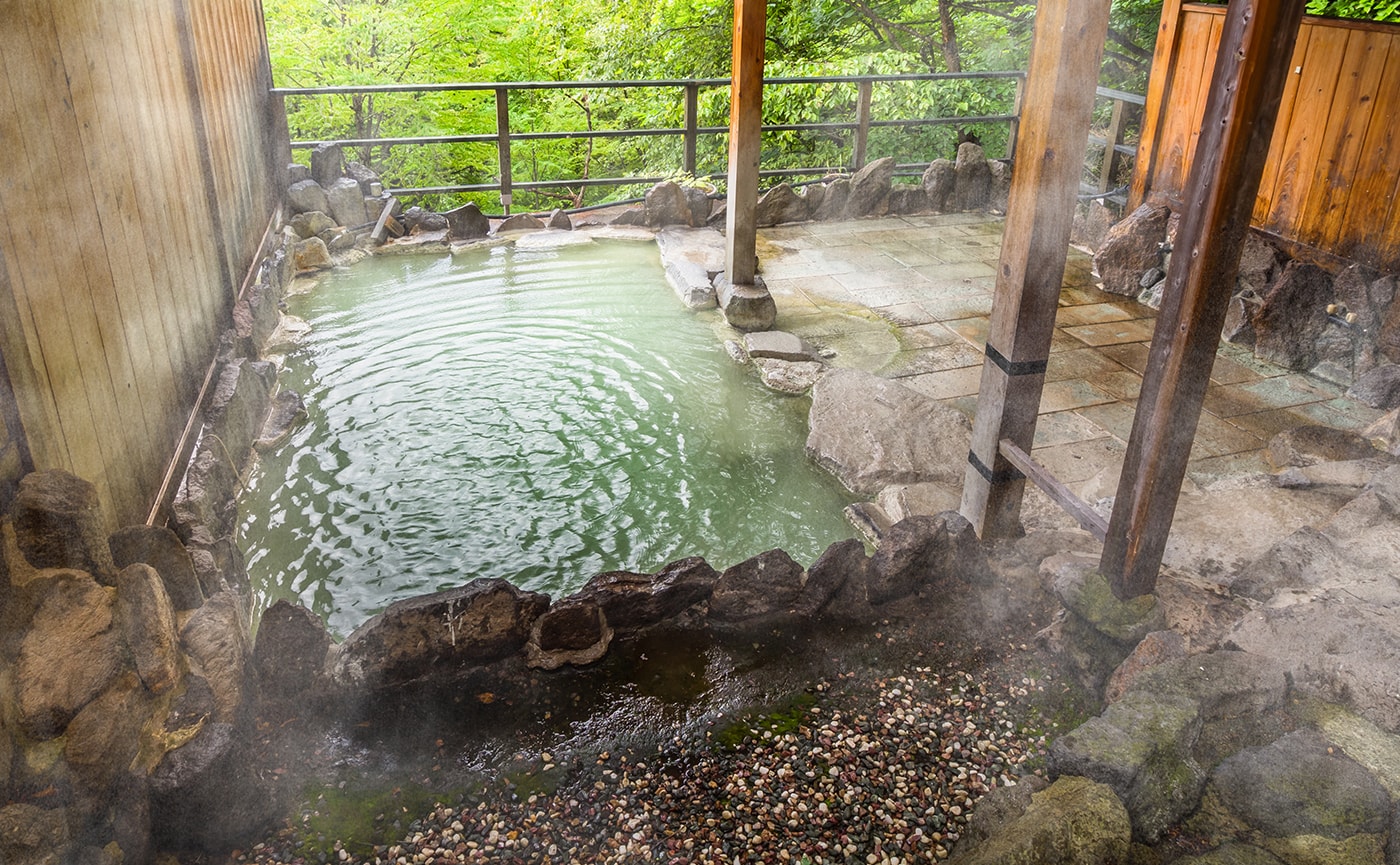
left=1006, top=76, right=1025, bottom=159
left=1099, top=97, right=1127, bottom=193
left=959, top=0, right=1113, bottom=539
left=683, top=83, right=700, bottom=176
left=724, top=0, right=766, bottom=286
left=1129, top=0, right=1187, bottom=209
left=853, top=80, right=873, bottom=169
left=1101, top=0, right=1306, bottom=599
left=496, top=88, right=513, bottom=215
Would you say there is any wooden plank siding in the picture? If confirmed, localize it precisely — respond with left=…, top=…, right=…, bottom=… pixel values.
left=0, top=1, right=280, bottom=527
left=1132, top=3, right=1400, bottom=272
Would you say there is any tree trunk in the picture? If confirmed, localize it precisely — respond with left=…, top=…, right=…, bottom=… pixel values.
left=937, top=0, right=962, bottom=73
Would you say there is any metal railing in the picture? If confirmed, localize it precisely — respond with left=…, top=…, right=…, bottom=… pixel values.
left=273, top=72, right=1025, bottom=210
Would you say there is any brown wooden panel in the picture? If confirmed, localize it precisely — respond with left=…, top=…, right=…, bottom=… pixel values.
left=1252, top=27, right=1313, bottom=224
left=1153, top=12, right=1220, bottom=198
left=1129, top=0, right=1186, bottom=208
left=1337, top=35, right=1400, bottom=267
left=1181, top=16, right=1226, bottom=181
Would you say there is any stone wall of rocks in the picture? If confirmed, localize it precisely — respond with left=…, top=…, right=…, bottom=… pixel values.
left=1090, top=202, right=1400, bottom=412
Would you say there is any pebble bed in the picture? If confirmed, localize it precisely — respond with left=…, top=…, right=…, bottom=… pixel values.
left=239, top=668, right=1051, bottom=865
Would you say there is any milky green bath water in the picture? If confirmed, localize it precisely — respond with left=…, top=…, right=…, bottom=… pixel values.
left=239, top=240, right=856, bottom=637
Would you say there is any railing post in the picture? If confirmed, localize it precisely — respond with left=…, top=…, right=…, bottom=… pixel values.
left=1006, top=76, right=1025, bottom=159
left=495, top=88, right=512, bottom=215
left=1099, top=97, right=1128, bottom=193
left=853, top=80, right=873, bottom=169
left=683, top=83, right=700, bottom=177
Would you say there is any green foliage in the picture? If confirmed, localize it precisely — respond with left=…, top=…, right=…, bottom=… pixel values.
left=1306, top=0, right=1400, bottom=21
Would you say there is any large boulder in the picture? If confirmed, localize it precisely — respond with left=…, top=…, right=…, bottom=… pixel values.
left=806, top=369, right=972, bottom=496
left=1348, top=363, right=1400, bottom=409
left=289, top=210, right=336, bottom=240
left=286, top=179, right=331, bottom=216
left=333, top=578, right=548, bottom=688
left=115, top=563, right=181, bottom=695
left=172, top=439, right=243, bottom=546
left=947, top=775, right=1131, bottom=865
left=497, top=213, right=544, bottom=233
left=325, top=177, right=368, bottom=227
left=445, top=202, right=491, bottom=240
left=16, top=572, right=122, bottom=738
left=253, top=599, right=332, bottom=701
left=953, top=142, right=992, bottom=211
left=1094, top=203, right=1170, bottom=296
left=309, top=142, right=343, bottom=189
left=708, top=548, right=806, bottom=626
left=231, top=280, right=281, bottom=356
left=293, top=236, right=332, bottom=270
left=799, top=538, right=866, bottom=618
left=646, top=181, right=695, bottom=227
left=845, top=156, right=895, bottom=218
left=180, top=590, right=252, bottom=723
left=922, top=159, right=956, bottom=212
left=814, top=178, right=850, bottom=221
left=109, top=525, right=203, bottom=612
left=255, top=389, right=308, bottom=450
left=1251, top=261, right=1332, bottom=370
left=575, top=557, right=718, bottom=633
left=62, top=675, right=152, bottom=793
left=754, top=183, right=809, bottom=226
left=204, top=358, right=276, bottom=468
left=0, top=804, right=71, bottom=865
left=11, top=470, right=116, bottom=581
left=868, top=513, right=981, bottom=605
left=714, top=273, right=777, bottom=332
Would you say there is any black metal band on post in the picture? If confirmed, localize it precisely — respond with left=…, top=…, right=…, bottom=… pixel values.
left=968, top=450, right=1025, bottom=485
left=985, top=343, right=1048, bottom=377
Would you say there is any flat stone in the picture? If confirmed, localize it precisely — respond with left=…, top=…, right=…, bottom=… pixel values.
left=874, top=482, right=962, bottom=523
left=657, top=227, right=726, bottom=309
left=1266, top=425, right=1380, bottom=468
left=743, top=331, right=818, bottom=362
left=1125, top=651, right=1292, bottom=722
left=1172, top=844, right=1288, bottom=865
left=663, top=258, right=717, bottom=309
left=714, top=273, right=777, bottom=332
left=514, top=230, right=594, bottom=250
left=754, top=359, right=824, bottom=394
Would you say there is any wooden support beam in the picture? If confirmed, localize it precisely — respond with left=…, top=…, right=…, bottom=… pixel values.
left=724, top=0, right=766, bottom=286
left=496, top=88, right=513, bottom=215
left=683, top=83, right=700, bottom=176
left=999, top=439, right=1108, bottom=541
left=853, top=80, right=873, bottom=169
left=959, top=0, right=1113, bottom=539
left=1101, top=0, right=1306, bottom=599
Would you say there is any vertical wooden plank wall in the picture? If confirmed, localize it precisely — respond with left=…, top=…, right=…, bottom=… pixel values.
left=1133, top=3, right=1400, bottom=272
left=0, top=1, right=280, bottom=527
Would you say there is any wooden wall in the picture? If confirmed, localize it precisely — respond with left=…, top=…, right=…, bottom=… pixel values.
left=0, top=0, right=282, bottom=528
left=1132, top=3, right=1400, bottom=272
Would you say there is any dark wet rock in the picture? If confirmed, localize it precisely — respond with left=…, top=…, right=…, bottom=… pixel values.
left=344, top=160, right=380, bottom=194
left=953, top=142, right=992, bottom=211
left=797, top=538, right=864, bottom=618
left=255, top=389, right=307, bottom=450
left=1174, top=844, right=1288, bottom=865
left=205, top=358, right=276, bottom=471
left=922, top=159, right=956, bottom=212
left=232, top=280, right=281, bottom=355
left=309, top=143, right=343, bottom=188
left=1105, top=630, right=1188, bottom=704
left=1211, top=730, right=1390, bottom=841
left=1252, top=261, right=1332, bottom=370
left=286, top=163, right=311, bottom=185
left=1348, top=363, right=1400, bottom=409
left=187, top=536, right=249, bottom=597
left=806, top=368, right=972, bottom=496
left=333, top=578, right=548, bottom=688
left=1222, top=293, right=1257, bottom=344
left=498, top=213, right=545, bottom=233
left=815, top=540, right=874, bottom=623
left=16, top=571, right=121, bottom=739
left=401, top=206, right=448, bottom=234
left=174, top=440, right=252, bottom=549
left=63, top=674, right=151, bottom=793
left=956, top=774, right=1049, bottom=852
left=526, top=598, right=612, bottom=670
left=611, top=205, right=649, bottom=226
left=109, top=520, right=203, bottom=610
left=253, top=599, right=332, bottom=701
left=754, top=358, right=825, bottom=394
left=153, top=723, right=236, bottom=796
left=1266, top=425, right=1379, bottom=469
left=845, top=157, right=895, bottom=218
left=0, top=804, right=71, bottom=865
left=869, top=515, right=953, bottom=605
left=1047, top=555, right=1165, bottom=644
left=180, top=590, right=251, bottom=723
left=754, top=183, right=809, bottom=226
left=1237, top=232, right=1281, bottom=297
left=289, top=210, right=336, bottom=240
left=814, top=178, right=850, bottom=221
left=1048, top=691, right=1205, bottom=843
left=445, top=202, right=491, bottom=240
left=887, top=185, right=927, bottom=215
left=286, top=179, right=331, bottom=216
left=546, top=208, right=573, bottom=230
left=151, top=719, right=279, bottom=852
left=947, top=775, right=1130, bottom=865
left=646, top=181, right=694, bottom=227
left=115, top=563, right=181, bottom=694
left=11, top=470, right=116, bottom=580
left=575, top=557, right=718, bottom=633
left=715, top=272, right=777, bottom=332
left=1094, top=203, right=1169, bottom=296
left=293, top=236, right=332, bottom=270
left=845, top=500, right=895, bottom=545
left=708, top=548, right=806, bottom=625
left=743, top=330, right=818, bottom=362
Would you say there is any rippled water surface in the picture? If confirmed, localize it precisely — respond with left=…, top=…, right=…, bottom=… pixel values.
left=240, top=241, right=856, bottom=636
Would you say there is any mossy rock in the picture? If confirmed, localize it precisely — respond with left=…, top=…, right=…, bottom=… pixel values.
left=951, top=775, right=1130, bottom=865
left=1260, top=833, right=1386, bottom=865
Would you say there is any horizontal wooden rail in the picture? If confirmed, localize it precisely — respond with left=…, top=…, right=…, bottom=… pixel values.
left=998, top=438, right=1109, bottom=541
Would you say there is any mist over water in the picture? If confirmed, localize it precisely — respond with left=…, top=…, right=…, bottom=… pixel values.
left=239, top=241, right=856, bottom=637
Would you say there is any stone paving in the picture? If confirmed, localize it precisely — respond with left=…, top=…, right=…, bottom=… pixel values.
left=756, top=212, right=1384, bottom=501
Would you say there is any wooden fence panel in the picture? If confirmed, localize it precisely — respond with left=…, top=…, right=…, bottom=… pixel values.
left=1134, top=2, right=1400, bottom=272
left=0, top=1, right=279, bottom=526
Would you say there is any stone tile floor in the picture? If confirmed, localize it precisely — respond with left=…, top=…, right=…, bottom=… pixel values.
left=757, top=212, right=1384, bottom=500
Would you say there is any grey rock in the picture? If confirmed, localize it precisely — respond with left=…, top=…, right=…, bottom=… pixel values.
left=956, top=774, right=1048, bottom=853
left=1048, top=691, right=1205, bottom=842
left=801, top=183, right=826, bottom=213
left=309, top=143, right=343, bottom=189
left=445, top=202, right=491, bottom=240
left=1274, top=457, right=1393, bottom=490
left=724, top=339, right=749, bottom=364
left=754, top=183, right=809, bottom=226
left=525, top=599, right=612, bottom=670
left=1047, top=555, right=1165, bottom=644
left=685, top=186, right=712, bottom=226
left=814, top=178, right=850, bottom=221
left=321, top=226, right=357, bottom=253
left=922, top=160, right=956, bottom=212
left=953, top=142, right=992, bottom=211
left=875, top=482, right=963, bottom=524
left=110, top=525, right=203, bottom=611
left=232, top=280, right=281, bottom=354
left=405, top=208, right=449, bottom=234
left=1126, top=651, right=1291, bottom=722
left=743, top=330, right=818, bottom=362
left=576, top=557, right=718, bottom=632
left=1138, top=278, right=1167, bottom=310
left=1174, top=844, right=1287, bottom=865
left=798, top=538, right=865, bottom=618
left=63, top=677, right=151, bottom=793
left=286, top=179, right=331, bottom=216
left=754, top=359, right=825, bottom=394
left=334, top=578, right=548, bottom=688
left=1140, top=267, right=1166, bottom=289
left=16, top=572, right=122, bottom=739
left=253, top=599, right=332, bottom=700
left=1211, top=730, right=1391, bottom=840
left=715, top=272, right=777, bottom=332
left=1348, top=363, right=1400, bottom=410
left=255, top=389, right=307, bottom=451
left=0, top=804, right=71, bottom=865
left=709, top=548, right=806, bottom=625
left=286, top=163, right=311, bottom=185
left=987, top=159, right=1011, bottom=210
left=1237, top=232, right=1281, bottom=296
left=1266, top=425, right=1380, bottom=468
left=204, top=358, right=276, bottom=471
left=11, top=470, right=116, bottom=581
left=806, top=369, right=972, bottom=496
left=664, top=258, right=718, bottom=309
left=645, top=181, right=694, bottom=227
left=845, top=156, right=895, bottom=218
left=1253, top=261, right=1332, bottom=371
left=948, top=775, right=1130, bottom=865
left=546, top=208, right=573, bottom=230
left=498, top=213, right=545, bottom=233
left=610, top=205, right=649, bottom=226
left=185, top=536, right=248, bottom=598
left=149, top=717, right=276, bottom=849
left=293, top=236, right=332, bottom=270
left=869, top=515, right=952, bottom=605
left=180, top=590, right=251, bottom=723
left=343, top=160, right=379, bottom=193
left=1104, top=630, right=1188, bottom=704
left=115, top=563, right=181, bottom=694
left=1222, top=293, right=1257, bottom=344
left=1094, top=203, right=1170, bottom=296
left=171, top=445, right=240, bottom=547
left=151, top=721, right=234, bottom=796
left=289, top=210, right=336, bottom=239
